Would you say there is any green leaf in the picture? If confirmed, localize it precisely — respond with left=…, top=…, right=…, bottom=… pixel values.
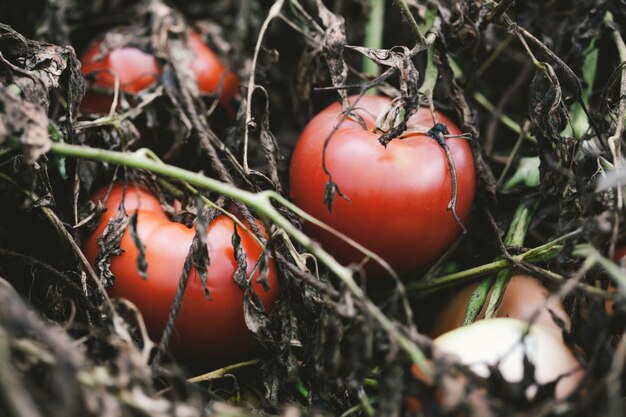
left=564, top=39, right=598, bottom=138
left=48, top=123, right=68, bottom=179
left=502, top=156, right=540, bottom=192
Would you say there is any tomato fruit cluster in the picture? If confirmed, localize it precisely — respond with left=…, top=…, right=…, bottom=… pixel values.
left=80, top=31, right=239, bottom=115
left=82, top=183, right=280, bottom=370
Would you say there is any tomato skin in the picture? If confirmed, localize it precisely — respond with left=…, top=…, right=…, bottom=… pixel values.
left=82, top=183, right=280, bottom=370
left=80, top=31, right=239, bottom=115
left=431, top=274, right=570, bottom=337
left=187, top=32, right=239, bottom=116
left=434, top=318, right=583, bottom=401
left=289, top=95, right=475, bottom=275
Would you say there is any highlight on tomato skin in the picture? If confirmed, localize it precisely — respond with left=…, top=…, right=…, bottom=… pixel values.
left=288, top=95, right=476, bottom=277
left=79, top=31, right=239, bottom=116
left=82, top=183, right=280, bottom=371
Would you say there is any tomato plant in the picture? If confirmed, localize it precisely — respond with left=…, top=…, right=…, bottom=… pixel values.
left=82, top=183, right=280, bottom=370
left=289, top=95, right=475, bottom=275
left=80, top=31, right=239, bottom=115
left=431, top=274, right=570, bottom=337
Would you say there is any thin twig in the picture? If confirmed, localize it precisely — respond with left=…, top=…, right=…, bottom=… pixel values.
left=242, top=0, right=285, bottom=175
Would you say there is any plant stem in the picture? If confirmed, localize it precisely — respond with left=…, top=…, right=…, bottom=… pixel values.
left=187, top=359, right=260, bottom=384
left=243, top=0, right=285, bottom=174
left=473, top=91, right=537, bottom=144
left=482, top=201, right=538, bottom=319
left=32, top=141, right=433, bottom=378
left=462, top=201, right=537, bottom=324
left=363, top=0, right=385, bottom=79
left=407, top=223, right=573, bottom=295
left=394, top=0, right=425, bottom=45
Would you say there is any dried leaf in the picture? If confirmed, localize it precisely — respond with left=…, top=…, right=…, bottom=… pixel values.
left=0, top=85, right=50, bottom=163
left=315, top=0, right=348, bottom=109
left=96, top=204, right=130, bottom=287
left=192, top=200, right=211, bottom=299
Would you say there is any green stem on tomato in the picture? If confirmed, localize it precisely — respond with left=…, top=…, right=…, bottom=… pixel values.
left=20, top=140, right=433, bottom=379
left=462, top=201, right=538, bottom=324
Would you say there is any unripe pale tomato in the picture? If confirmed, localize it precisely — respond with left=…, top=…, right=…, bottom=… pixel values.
left=434, top=318, right=583, bottom=401
left=80, top=31, right=239, bottom=115
left=431, top=274, right=570, bottom=337
left=289, top=95, right=475, bottom=276
left=82, top=183, right=279, bottom=370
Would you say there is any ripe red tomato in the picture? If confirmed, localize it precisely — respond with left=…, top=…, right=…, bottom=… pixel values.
left=431, top=274, right=570, bottom=337
left=289, top=95, right=475, bottom=276
left=82, top=183, right=279, bottom=370
left=80, top=31, right=239, bottom=115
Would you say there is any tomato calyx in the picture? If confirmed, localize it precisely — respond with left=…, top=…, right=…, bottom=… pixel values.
left=427, top=123, right=450, bottom=146
left=318, top=96, right=470, bottom=233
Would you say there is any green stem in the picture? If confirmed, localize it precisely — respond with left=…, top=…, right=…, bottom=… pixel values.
left=473, top=91, right=537, bottom=144
left=407, top=241, right=563, bottom=294
left=409, top=207, right=569, bottom=297
left=417, top=6, right=438, bottom=102
left=394, top=0, right=426, bottom=45
left=483, top=202, right=538, bottom=319
left=463, top=201, right=538, bottom=324
left=363, top=0, right=385, bottom=79
left=186, top=359, right=259, bottom=384
left=31, top=141, right=432, bottom=379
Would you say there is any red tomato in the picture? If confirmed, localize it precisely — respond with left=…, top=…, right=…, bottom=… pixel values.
left=430, top=274, right=570, bottom=337
left=82, top=183, right=279, bottom=370
left=80, top=31, right=239, bottom=115
left=289, top=95, right=475, bottom=276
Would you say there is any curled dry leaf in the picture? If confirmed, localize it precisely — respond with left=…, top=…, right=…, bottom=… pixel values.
left=0, top=23, right=84, bottom=117
left=0, top=85, right=51, bottom=163
left=315, top=0, right=348, bottom=108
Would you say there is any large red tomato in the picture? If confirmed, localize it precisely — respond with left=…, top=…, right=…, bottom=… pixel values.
left=82, top=183, right=280, bottom=370
left=289, top=95, right=475, bottom=276
left=80, top=31, right=239, bottom=115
